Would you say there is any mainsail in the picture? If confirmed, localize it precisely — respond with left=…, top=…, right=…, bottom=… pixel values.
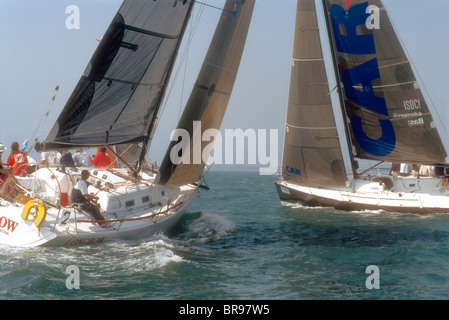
left=157, top=0, right=256, bottom=186
left=281, top=0, right=347, bottom=187
left=36, top=0, right=194, bottom=164
left=324, top=0, right=448, bottom=165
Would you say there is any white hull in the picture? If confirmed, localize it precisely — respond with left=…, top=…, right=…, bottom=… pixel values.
left=0, top=167, right=197, bottom=247
left=275, top=175, right=449, bottom=214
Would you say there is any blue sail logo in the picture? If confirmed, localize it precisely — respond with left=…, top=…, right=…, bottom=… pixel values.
left=286, top=166, right=302, bottom=176
left=330, top=1, right=396, bottom=157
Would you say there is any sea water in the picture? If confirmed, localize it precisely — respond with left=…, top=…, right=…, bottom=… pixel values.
left=1, top=170, right=449, bottom=300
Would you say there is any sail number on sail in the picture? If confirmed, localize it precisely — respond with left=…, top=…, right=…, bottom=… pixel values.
left=400, top=99, right=424, bottom=127
left=391, top=98, right=424, bottom=127
left=330, top=1, right=395, bottom=157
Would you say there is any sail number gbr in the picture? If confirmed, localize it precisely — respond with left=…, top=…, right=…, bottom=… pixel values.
left=330, top=1, right=395, bottom=157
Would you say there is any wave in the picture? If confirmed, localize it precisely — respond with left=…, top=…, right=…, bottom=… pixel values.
left=0, top=212, right=238, bottom=282
left=179, top=212, right=236, bottom=245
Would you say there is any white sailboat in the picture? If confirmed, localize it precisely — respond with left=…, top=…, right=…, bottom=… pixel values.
left=275, top=0, right=449, bottom=213
left=0, top=0, right=255, bottom=247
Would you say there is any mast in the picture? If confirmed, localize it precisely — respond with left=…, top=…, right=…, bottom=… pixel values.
left=321, top=0, right=358, bottom=179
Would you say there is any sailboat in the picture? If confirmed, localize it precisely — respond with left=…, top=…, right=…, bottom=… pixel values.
left=275, top=0, right=449, bottom=213
left=0, top=0, right=255, bottom=247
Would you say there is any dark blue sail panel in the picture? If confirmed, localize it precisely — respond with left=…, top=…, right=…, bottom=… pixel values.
left=330, top=2, right=376, bottom=55
left=324, top=0, right=448, bottom=164
left=41, top=0, right=194, bottom=151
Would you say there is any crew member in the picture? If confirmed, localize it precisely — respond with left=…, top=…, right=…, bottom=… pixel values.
left=92, top=147, right=111, bottom=167
left=71, top=170, right=107, bottom=226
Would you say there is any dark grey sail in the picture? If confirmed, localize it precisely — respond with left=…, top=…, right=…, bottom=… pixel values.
left=281, top=0, right=347, bottom=187
left=36, top=0, right=194, bottom=163
left=157, top=0, right=256, bottom=186
left=324, top=0, right=448, bottom=165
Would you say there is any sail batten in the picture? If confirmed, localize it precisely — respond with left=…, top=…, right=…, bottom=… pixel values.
left=287, top=124, right=337, bottom=130
left=117, top=23, right=180, bottom=39
left=352, top=81, right=416, bottom=90
left=293, top=58, right=324, bottom=62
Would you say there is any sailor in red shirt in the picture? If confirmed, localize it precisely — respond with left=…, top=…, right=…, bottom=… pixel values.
left=6, top=141, right=28, bottom=176
left=92, top=147, right=111, bottom=167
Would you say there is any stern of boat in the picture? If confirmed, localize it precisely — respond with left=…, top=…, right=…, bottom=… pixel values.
left=0, top=202, right=57, bottom=247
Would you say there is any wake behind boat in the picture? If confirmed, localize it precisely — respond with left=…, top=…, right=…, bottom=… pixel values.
left=276, top=0, right=449, bottom=214
left=0, top=0, right=255, bottom=247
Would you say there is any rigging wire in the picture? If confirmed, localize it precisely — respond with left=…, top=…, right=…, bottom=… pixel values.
left=25, top=85, right=60, bottom=154
left=195, top=1, right=232, bottom=13
left=24, top=24, right=92, bottom=156
left=178, top=3, right=196, bottom=121
left=178, top=48, right=188, bottom=120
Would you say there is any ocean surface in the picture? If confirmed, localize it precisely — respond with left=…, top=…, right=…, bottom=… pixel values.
left=1, top=170, right=449, bottom=300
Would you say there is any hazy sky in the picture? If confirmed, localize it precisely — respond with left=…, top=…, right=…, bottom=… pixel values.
left=1, top=0, right=448, bottom=170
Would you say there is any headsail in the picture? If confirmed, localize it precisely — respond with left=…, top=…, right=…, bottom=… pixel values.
left=157, top=0, right=256, bottom=186
left=281, top=0, right=347, bottom=187
left=36, top=0, right=194, bottom=162
left=324, top=0, right=448, bottom=165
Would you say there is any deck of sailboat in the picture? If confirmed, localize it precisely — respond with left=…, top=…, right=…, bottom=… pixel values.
left=0, top=166, right=197, bottom=246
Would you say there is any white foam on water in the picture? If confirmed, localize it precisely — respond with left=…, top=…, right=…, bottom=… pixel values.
left=184, top=212, right=236, bottom=244
left=349, top=209, right=385, bottom=215
left=91, top=238, right=187, bottom=275
left=283, top=202, right=328, bottom=210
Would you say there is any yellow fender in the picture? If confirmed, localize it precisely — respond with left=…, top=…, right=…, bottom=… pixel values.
left=21, top=200, right=47, bottom=227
